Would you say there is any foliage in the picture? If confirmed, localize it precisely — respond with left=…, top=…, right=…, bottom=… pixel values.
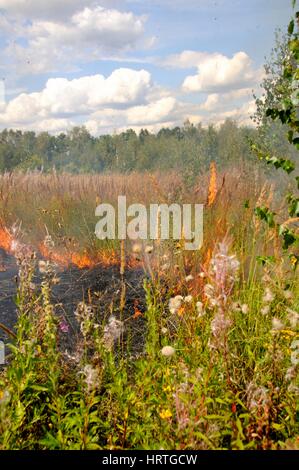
left=252, top=3, right=299, bottom=267
left=0, top=121, right=268, bottom=175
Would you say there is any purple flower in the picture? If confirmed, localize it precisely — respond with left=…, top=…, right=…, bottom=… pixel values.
left=59, top=320, right=69, bottom=334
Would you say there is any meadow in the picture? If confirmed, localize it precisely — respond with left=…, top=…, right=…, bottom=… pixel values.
left=0, top=163, right=298, bottom=450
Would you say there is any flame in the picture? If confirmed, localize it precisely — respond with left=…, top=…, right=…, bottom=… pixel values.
left=207, top=162, right=218, bottom=207
left=1, top=225, right=139, bottom=270
left=0, top=228, right=13, bottom=252
left=39, top=243, right=119, bottom=269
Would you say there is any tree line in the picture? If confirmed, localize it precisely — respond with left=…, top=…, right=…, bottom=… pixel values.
left=0, top=118, right=294, bottom=176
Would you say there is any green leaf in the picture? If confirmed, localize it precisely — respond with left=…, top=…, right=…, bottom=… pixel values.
left=256, top=255, right=276, bottom=266
left=288, top=19, right=295, bottom=35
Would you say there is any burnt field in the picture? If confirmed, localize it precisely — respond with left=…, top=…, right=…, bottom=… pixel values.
left=0, top=247, right=146, bottom=355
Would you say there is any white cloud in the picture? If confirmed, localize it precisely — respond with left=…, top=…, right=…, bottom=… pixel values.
left=127, top=97, right=177, bottom=125
left=0, top=69, right=152, bottom=125
left=162, top=50, right=209, bottom=69
left=182, top=51, right=260, bottom=93
left=199, top=88, right=252, bottom=111
left=84, top=96, right=178, bottom=134
left=2, top=5, right=151, bottom=74
left=0, top=1, right=114, bottom=20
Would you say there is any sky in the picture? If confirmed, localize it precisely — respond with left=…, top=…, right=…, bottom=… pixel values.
left=0, top=0, right=293, bottom=135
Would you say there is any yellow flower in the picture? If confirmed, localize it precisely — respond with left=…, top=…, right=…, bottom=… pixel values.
left=163, top=385, right=172, bottom=393
left=159, top=409, right=172, bottom=420
left=281, top=330, right=296, bottom=337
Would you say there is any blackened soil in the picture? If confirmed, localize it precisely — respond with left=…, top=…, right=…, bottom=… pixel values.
left=0, top=248, right=147, bottom=356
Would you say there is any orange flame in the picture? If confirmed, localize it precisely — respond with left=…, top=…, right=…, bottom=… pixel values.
left=0, top=228, right=13, bottom=252
left=39, top=243, right=119, bottom=269
left=1, top=225, right=139, bottom=270
left=207, top=162, right=217, bottom=207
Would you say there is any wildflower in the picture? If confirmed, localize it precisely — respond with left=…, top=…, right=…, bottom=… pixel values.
left=288, top=384, right=299, bottom=395
left=132, top=243, right=142, bottom=254
left=184, top=295, right=193, bottom=304
left=168, top=295, right=183, bottom=314
left=80, top=365, right=99, bottom=393
left=161, top=346, right=175, bottom=357
left=285, top=366, right=297, bottom=382
left=44, top=234, right=55, bottom=250
left=272, top=318, right=284, bottom=331
left=161, top=263, right=170, bottom=271
left=262, top=288, right=275, bottom=304
left=246, top=383, right=269, bottom=411
left=38, top=259, right=55, bottom=275
left=38, top=260, right=47, bottom=274
left=103, top=316, right=124, bottom=350
left=75, top=302, right=95, bottom=337
left=185, top=274, right=194, bottom=282
left=74, top=302, right=94, bottom=323
left=287, top=308, right=299, bottom=328
left=291, top=340, right=299, bottom=350
left=291, top=352, right=299, bottom=366
left=145, top=245, right=153, bottom=254
left=261, top=305, right=270, bottom=316
left=161, top=327, right=168, bottom=335
left=159, top=409, right=172, bottom=419
left=196, top=301, right=205, bottom=317
left=59, top=320, right=69, bottom=334
left=241, top=304, right=249, bottom=314
left=0, top=390, right=10, bottom=406
left=232, top=302, right=241, bottom=312
left=211, top=312, right=232, bottom=339
left=283, top=290, right=293, bottom=300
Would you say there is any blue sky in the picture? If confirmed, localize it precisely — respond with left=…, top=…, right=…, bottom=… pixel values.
left=0, top=0, right=293, bottom=134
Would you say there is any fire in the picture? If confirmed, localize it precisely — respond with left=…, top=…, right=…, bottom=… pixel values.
left=0, top=228, right=13, bottom=252
left=207, top=162, right=218, bottom=207
left=39, top=243, right=119, bottom=269
left=1, top=224, right=138, bottom=270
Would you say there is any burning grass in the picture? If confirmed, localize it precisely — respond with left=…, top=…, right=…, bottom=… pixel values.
left=0, top=166, right=298, bottom=450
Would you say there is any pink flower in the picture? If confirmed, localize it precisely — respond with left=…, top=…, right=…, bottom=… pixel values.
left=59, top=320, right=69, bottom=334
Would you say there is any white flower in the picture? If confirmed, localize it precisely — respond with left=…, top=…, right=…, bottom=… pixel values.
left=204, top=284, right=214, bottom=299
left=272, top=318, right=284, bottom=331
left=161, top=263, right=170, bottom=271
left=80, top=365, right=99, bottom=393
left=261, top=305, right=270, bottom=316
left=161, top=327, right=168, bottom=335
left=44, top=234, right=55, bottom=249
left=185, top=275, right=194, bottom=282
left=241, top=304, right=249, bottom=314
left=285, top=366, right=297, bottom=382
left=283, top=290, right=293, bottom=300
left=196, top=301, right=204, bottom=316
left=132, top=243, right=142, bottom=254
left=169, top=295, right=183, bottom=314
left=38, top=260, right=47, bottom=274
left=184, top=295, right=193, bottom=304
left=145, top=245, right=153, bottom=254
left=287, top=308, right=299, bottom=328
left=291, top=351, right=299, bottom=366
left=262, top=288, right=275, bottom=304
left=290, top=340, right=299, bottom=350
left=103, top=316, right=124, bottom=350
left=161, top=346, right=175, bottom=357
